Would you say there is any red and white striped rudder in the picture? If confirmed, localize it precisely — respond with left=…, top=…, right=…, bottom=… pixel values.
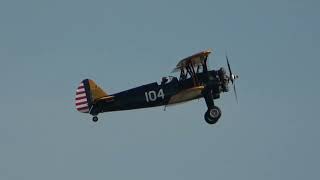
left=75, top=81, right=90, bottom=113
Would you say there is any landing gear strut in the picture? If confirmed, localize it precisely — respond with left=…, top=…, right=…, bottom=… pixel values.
left=92, top=116, right=98, bottom=122
left=90, top=105, right=100, bottom=122
left=204, top=106, right=221, bottom=124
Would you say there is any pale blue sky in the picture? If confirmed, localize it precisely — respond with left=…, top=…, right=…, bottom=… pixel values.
left=1, top=0, right=320, bottom=179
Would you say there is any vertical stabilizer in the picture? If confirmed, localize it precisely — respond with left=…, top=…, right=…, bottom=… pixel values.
left=75, top=79, right=108, bottom=113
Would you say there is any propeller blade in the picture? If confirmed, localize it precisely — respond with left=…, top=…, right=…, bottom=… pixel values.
left=226, top=52, right=239, bottom=103
left=226, top=54, right=233, bottom=84
left=233, top=83, right=238, bottom=103
left=226, top=55, right=231, bottom=74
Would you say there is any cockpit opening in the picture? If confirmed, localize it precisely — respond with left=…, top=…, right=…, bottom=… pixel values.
left=161, top=76, right=178, bottom=85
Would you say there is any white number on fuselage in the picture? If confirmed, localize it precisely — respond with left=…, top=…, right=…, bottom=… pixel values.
left=145, top=89, right=165, bottom=102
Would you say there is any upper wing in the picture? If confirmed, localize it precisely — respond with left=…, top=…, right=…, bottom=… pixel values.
left=172, top=49, right=212, bottom=72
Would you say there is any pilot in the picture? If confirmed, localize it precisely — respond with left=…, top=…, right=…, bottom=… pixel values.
left=161, top=77, right=168, bottom=85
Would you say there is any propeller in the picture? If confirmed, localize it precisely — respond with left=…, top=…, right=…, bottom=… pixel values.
left=226, top=54, right=239, bottom=103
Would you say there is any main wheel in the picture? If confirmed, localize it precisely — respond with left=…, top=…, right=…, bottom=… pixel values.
left=204, top=106, right=221, bottom=124
left=92, top=116, right=98, bottom=122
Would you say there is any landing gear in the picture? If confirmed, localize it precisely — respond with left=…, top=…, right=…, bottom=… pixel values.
left=90, top=105, right=100, bottom=122
left=92, top=116, right=98, bottom=122
left=204, top=106, right=221, bottom=124
left=203, top=89, right=221, bottom=124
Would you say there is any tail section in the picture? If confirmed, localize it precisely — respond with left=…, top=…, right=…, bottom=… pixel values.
left=75, top=79, right=108, bottom=113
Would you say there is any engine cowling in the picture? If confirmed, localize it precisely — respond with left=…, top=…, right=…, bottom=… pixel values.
left=218, top=68, right=229, bottom=92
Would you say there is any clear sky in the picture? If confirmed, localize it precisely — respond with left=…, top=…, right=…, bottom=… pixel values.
left=1, top=0, right=320, bottom=179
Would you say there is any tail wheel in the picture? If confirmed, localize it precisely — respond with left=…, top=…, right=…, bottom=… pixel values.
left=204, top=106, right=221, bottom=124
left=92, top=116, right=98, bottom=122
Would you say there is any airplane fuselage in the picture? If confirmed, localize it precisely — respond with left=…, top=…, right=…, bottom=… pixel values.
left=90, top=69, right=225, bottom=115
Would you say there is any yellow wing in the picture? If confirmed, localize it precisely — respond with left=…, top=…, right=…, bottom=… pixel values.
left=172, top=49, right=212, bottom=73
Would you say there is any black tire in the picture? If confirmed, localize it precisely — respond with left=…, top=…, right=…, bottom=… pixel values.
left=204, top=106, right=221, bottom=124
left=92, top=116, right=98, bottom=122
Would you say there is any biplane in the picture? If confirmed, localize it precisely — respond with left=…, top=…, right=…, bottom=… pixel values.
left=75, top=49, right=238, bottom=124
